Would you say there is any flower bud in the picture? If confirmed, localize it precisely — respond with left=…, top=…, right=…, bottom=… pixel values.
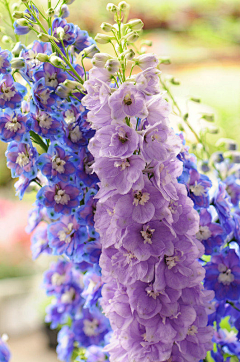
left=11, top=42, right=25, bottom=57
left=101, top=22, right=114, bottom=32
left=49, top=55, right=66, bottom=67
left=46, top=7, right=55, bottom=17
left=118, top=1, right=129, bottom=10
left=82, top=44, right=100, bottom=58
left=21, top=0, right=29, bottom=3
left=201, top=114, right=214, bottom=122
left=16, top=18, right=29, bottom=27
left=63, top=79, right=84, bottom=90
left=159, top=57, right=171, bottom=65
left=13, top=11, right=24, bottom=19
left=105, top=58, right=120, bottom=73
left=10, top=57, right=26, bottom=69
left=56, top=84, right=70, bottom=98
left=134, top=53, right=159, bottom=70
left=95, top=33, right=114, bottom=44
left=56, top=4, right=69, bottom=18
left=37, top=33, right=51, bottom=42
left=120, top=48, right=135, bottom=60
left=106, top=3, right=118, bottom=12
left=36, top=53, right=50, bottom=62
left=12, top=3, right=20, bottom=11
left=124, top=31, right=139, bottom=43
left=63, top=0, right=75, bottom=4
left=56, top=27, right=65, bottom=41
left=92, top=53, right=111, bottom=67
left=126, top=19, right=144, bottom=31
left=141, top=39, right=152, bottom=46
left=2, top=35, right=12, bottom=44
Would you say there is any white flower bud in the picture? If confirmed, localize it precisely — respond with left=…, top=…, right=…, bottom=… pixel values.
left=46, top=7, right=55, bottom=17
left=95, top=33, right=114, bottom=44
left=2, top=35, right=12, bottom=44
left=106, top=3, right=118, bottom=12
left=36, top=53, right=50, bottom=62
left=12, top=3, right=20, bottom=11
left=56, top=27, right=65, bottom=41
left=124, top=31, right=139, bottom=43
left=63, top=0, right=75, bottom=4
left=100, top=22, right=114, bottom=32
left=122, top=48, right=135, bottom=60
left=105, top=58, right=120, bottom=73
left=92, top=53, right=111, bottom=68
left=49, top=55, right=66, bottom=67
left=37, top=33, right=51, bottom=42
left=13, top=11, right=24, bottom=19
left=126, top=19, right=144, bottom=31
left=118, top=1, right=129, bottom=11
left=10, top=57, right=25, bottom=69
left=63, top=79, right=84, bottom=90
left=134, top=53, right=159, bottom=70
left=16, top=18, right=29, bottom=27
left=11, top=42, right=25, bottom=57
left=82, top=44, right=100, bottom=58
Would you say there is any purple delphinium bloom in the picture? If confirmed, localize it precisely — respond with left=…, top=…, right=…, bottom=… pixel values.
left=14, top=5, right=39, bottom=35
left=43, top=259, right=73, bottom=296
left=0, top=74, right=27, bottom=109
left=83, top=345, right=109, bottom=362
left=62, top=117, right=95, bottom=151
left=32, top=78, right=58, bottom=111
left=108, top=82, right=148, bottom=122
left=187, top=168, right=212, bottom=208
left=31, top=224, right=51, bottom=259
left=37, top=143, right=77, bottom=182
left=47, top=215, right=88, bottom=261
left=76, top=188, right=97, bottom=227
left=14, top=174, right=32, bottom=200
left=0, top=337, right=11, bottom=362
left=6, top=141, right=38, bottom=179
left=205, top=249, right=240, bottom=301
left=34, top=63, right=68, bottom=90
left=135, top=67, right=161, bottom=96
left=144, top=94, right=171, bottom=126
left=81, top=269, right=103, bottom=310
left=27, top=107, right=64, bottom=139
left=73, top=27, right=95, bottom=53
left=51, top=18, right=77, bottom=48
left=76, top=148, right=98, bottom=188
left=212, top=182, right=235, bottom=234
left=36, top=181, right=81, bottom=218
left=56, top=326, right=75, bottom=362
left=225, top=175, right=240, bottom=207
left=0, top=109, right=28, bottom=143
left=196, top=208, right=225, bottom=254
left=0, top=47, right=12, bottom=74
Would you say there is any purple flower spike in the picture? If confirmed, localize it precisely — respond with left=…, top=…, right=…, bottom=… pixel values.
left=0, top=74, right=27, bottom=109
left=0, top=47, right=12, bottom=74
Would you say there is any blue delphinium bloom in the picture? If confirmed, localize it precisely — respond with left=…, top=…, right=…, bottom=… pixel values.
left=14, top=5, right=39, bottom=35
left=37, top=143, right=77, bottom=183
left=0, top=109, right=29, bottom=143
left=31, top=225, right=52, bottom=260
left=56, top=326, right=75, bottom=362
left=0, top=47, right=12, bottom=74
left=0, top=74, right=27, bottom=109
left=187, top=168, right=212, bottom=208
left=32, top=78, right=59, bottom=111
left=51, top=18, right=77, bottom=48
left=73, top=27, right=95, bottom=54
left=6, top=141, right=38, bottom=179
left=0, top=336, right=11, bottom=362
left=33, top=63, right=68, bottom=90
left=213, top=182, right=235, bottom=234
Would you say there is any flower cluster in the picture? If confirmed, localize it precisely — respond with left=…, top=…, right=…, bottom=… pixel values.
left=81, top=5, right=215, bottom=361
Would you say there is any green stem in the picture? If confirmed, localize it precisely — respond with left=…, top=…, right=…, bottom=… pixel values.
left=4, top=0, right=19, bottom=42
left=30, top=131, right=48, bottom=152
left=81, top=56, right=87, bottom=81
left=227, top=300, right=240, bottom=312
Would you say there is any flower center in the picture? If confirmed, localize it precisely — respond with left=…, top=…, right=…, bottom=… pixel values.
left=123, top=251, right=137, bottom=264
left=118, top=127, right=128, bottom=144
left=61, top=287, right=75, bottom=303
left=45, top=72, right=58, bottom=88
left=39, top=88, right=50, bottom=105
left=69, top=125, right=82, bottom=143
left=1, top=83, right=16, bottom=101
left=37, top=113, right=53, bottom=129
left=114, top=159, right=130, bottom=171
left=133, top=191, right=150, bottom=206
left=218, top=264, right=234, bottom=285
left=54, top=189, right=70, bottom=205
left=57, top=223, right=74, bottom=243
left=51, top=272, right=66, bottom=286
left=64, top=110, right=76, bottom=124
left=123, top=92, right=132, bottom=106
left=145, top=284, right=160, bottom=299
left=83, top=318, right=99, bottom=336
left=196, top=225, right=212, bottom=241
left=165, top=255, right=179, bottom=269
left=16, top=151, right=30, bottom=167
left=5, top=115, right=21, bottom=132
left=52, top=156, right=66, bottom=173
left=187, top=325, right=198, bottom=336
left=140, top=225, right=155, bottom=244
left=189, top=181, right=206, bottom=196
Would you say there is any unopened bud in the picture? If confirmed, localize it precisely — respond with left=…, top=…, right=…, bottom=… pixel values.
left=11, top=42, right=25, bottom=56
left=105, top=58, right=120, bottom=73
left=82, top=44, right=100, bottom=58
left=126, top=19, right=144, bottom=31
left=134, top=53, right=159, bottom=70
left=49, top=55, right=66, bottom=67
left=63, top=0, right=75, bottom=4
left=37, top=33, right=51, bottom=42
left=95, top=33, right=114, bottom=44
left=36, top=53, right=49, bottom=62
left=206, top=126, right=219, bottom=134
left=159, top=57, right=171, bottom=65
left=12, top=3, right=20, bottom=11
left=63, top=79, right=84, bottom=90
left=92, top=53, right=111, bottom=67
left=177, top=123, right=184, bottom=132
left=100, top=22, right=114, bottom=32
left=106, top=3, right=118, bottom=12
left=56, top=4, right=69, bottom=18
left=124, top=31, right=139, bottom=43
left=190, top=97, right=201, bottom=103
left=170, top=77, right=180, bottom=86
left=13, top=11, right=24, bottom=19
left=122, top=48, right=135, bottom=60
left=141, top=40, right=152, bottom=47
left=118, top=1, right=128, bottom=10
left=16, top=18, right=29, bottom=27
left=2, top=35, right=12, bottom=44
left=10, top=57, right=25, bottom=69
left=56, top=27, right=65, bottom=40
left=21, top=0, right=29, bottom=3
left=46, top=7, right=55, bottom=17
left=202, top=114, right=214, bottom=122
